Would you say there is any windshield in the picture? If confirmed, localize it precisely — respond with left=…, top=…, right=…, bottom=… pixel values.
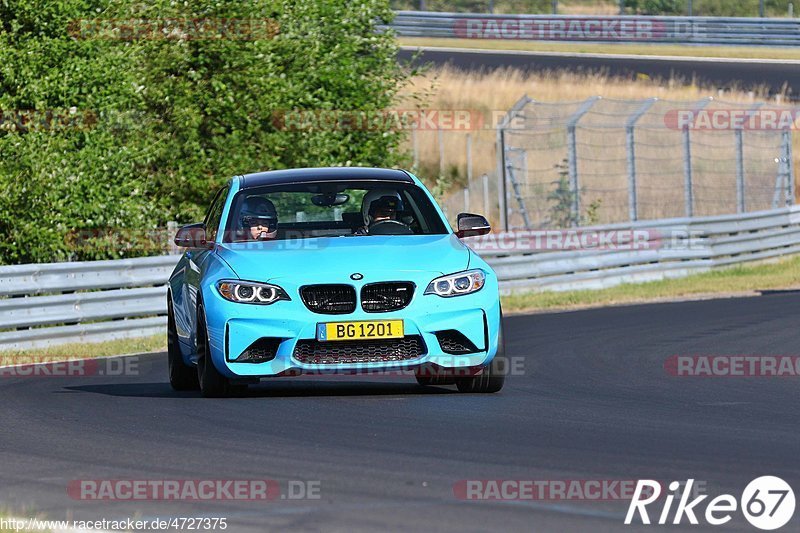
left=223, top=180, right=449, bottom=242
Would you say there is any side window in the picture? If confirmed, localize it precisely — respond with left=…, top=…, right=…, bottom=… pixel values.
left=204, top=186, right=229, bottom=242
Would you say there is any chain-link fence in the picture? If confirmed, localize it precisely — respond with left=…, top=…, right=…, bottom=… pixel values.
left=496, top=96, right=798, bottom=230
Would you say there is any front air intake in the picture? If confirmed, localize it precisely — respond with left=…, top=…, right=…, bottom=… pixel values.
left=435, top=330, right=481, bottom=355
left=231, top=337, right=283, bottom=363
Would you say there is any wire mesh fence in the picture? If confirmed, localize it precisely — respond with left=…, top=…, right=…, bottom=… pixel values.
left=497, top=95, right=797, bottom=230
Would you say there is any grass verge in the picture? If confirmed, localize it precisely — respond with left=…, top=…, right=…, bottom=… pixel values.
left=502, top=255, right=800, bottom=313
left=0, top=334, right=165, bottom=363
left=399, top=37, right=800, bottom=61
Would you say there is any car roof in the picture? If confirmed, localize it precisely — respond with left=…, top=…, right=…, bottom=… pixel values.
left=239, top=167, right=414, bottom=189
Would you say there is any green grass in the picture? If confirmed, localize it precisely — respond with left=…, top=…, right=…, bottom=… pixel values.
left=0, top=334, right=165, bottom=364
left=502, top=255, right=800, bottom=313
left=399, top=37, right=800, bottom=60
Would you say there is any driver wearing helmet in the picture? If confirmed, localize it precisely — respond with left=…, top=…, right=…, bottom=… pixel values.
left=353, top=190, right=410, bottom=236
left=240, top=196, right=278, bottom=241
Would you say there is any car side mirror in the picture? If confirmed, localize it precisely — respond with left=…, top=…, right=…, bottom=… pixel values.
left=174, top=223, right=211, bottom=249
left=456, top=213, right=491, bottom=238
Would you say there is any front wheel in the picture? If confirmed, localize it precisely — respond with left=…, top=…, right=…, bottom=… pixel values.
left=456, top=321, right=506, bottom=394
left=196, top=304, right=242, bottom=398
left=168, top=297, right=199, bottom=391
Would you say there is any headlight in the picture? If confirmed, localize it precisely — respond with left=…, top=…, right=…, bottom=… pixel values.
left=216, top=280, right=290, bottom=305
left=424, top=270, right=485, bottom=297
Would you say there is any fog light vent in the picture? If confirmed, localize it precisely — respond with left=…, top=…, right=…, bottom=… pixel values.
left=233, top=337, right=283, bottom=363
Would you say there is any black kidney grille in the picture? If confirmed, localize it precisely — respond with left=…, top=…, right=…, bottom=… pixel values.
left=300, top=284, right=356, bottom=314
left=361, top=282, right=414, bottom=313
left=293, top=335, right=426, bottom=364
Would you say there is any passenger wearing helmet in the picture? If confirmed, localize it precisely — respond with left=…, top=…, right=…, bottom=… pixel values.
left=240, top=196, right=278, bottom=241
left=353, top=190, right=412, bottom=236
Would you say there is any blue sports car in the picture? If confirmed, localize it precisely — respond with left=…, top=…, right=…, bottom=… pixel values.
left=168, top=167, right=505, bottom=397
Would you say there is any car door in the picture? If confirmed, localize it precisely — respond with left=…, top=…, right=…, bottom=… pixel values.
left=183, top=185, right=229, bottom=357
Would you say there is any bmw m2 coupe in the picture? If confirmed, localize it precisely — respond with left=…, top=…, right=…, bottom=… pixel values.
left=168, top=167, right=505, bottom=397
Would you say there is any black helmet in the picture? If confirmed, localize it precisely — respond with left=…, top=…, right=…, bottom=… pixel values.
left=240, top=196, right=278, bottom=230
left=368, top=195, right=403, bottom=219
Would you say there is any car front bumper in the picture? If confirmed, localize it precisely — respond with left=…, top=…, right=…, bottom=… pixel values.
left=201, top=275, right=502, bottom=379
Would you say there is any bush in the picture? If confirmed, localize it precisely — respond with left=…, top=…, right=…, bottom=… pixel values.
left=0, top=0, right=410, bottom=264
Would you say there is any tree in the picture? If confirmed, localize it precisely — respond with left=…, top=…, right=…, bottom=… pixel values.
left=0, top=0, right=410, bottom=264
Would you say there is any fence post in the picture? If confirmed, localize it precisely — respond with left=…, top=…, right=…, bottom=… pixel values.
left=773, top=132, right=793, bottom=208
left=167, top=221, right=178, bottom=255
left=466, top=133, right=473, bottom=183
left=464, top=188, right=470, bottom=212
left=735, top=103, right=763, bottom=214
left=734, top=130, right=745, bottom=213
left=625, top=98, right=657, bottom=222
left=482, top=173, right=490, bottom=217
left=506, top=148, right=533, bottom=230
left=683, top=98, right=712, bottom=217
left=437, top=127, right=445, bottom=178
left=497, top=127, right=508, bottom=230
left=684, top=127, right=695, bottom=217
left=412, top=128, right=419, bottom=172
left=789, top=130, right=796, bottom=204
left=496, top=95, right=533, bottom=231
left=566, top=97, right=600, bottom=226
left=783, top=129, right=795, bottom=205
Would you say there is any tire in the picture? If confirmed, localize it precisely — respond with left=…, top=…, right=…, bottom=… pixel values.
left=196, top=304, right=241, bottom=398
left=456, top=321, right=506, bottom=394
left=168, top=297, right=199, bottom=391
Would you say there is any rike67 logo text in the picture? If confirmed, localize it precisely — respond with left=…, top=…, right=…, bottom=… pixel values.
left=626, top=477, right=795, bottom=530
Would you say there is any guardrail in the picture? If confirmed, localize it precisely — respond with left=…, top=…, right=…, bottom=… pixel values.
left=474, top=206, right=800, bottom=293
left=2, top=205, right=799, bottom=350
left=0, top=256, right=179, bottom=350
left=389, top=12, right=800, bottom=46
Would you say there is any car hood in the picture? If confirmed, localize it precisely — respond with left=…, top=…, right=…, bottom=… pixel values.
left=216, top=234, right=471, bottom=283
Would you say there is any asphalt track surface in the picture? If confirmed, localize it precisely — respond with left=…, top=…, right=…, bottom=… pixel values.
left=398, top=46, right=800, bottom=99
left=2, top=293, right=800, bottom=532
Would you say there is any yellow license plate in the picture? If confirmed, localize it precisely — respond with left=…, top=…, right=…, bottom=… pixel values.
left=317, top=320, right=404, bottom=342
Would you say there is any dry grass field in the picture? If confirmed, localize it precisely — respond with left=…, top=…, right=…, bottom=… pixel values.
left=399, top=37, right=800, bottom=60
left=397, top=66, right=797, bottom=225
